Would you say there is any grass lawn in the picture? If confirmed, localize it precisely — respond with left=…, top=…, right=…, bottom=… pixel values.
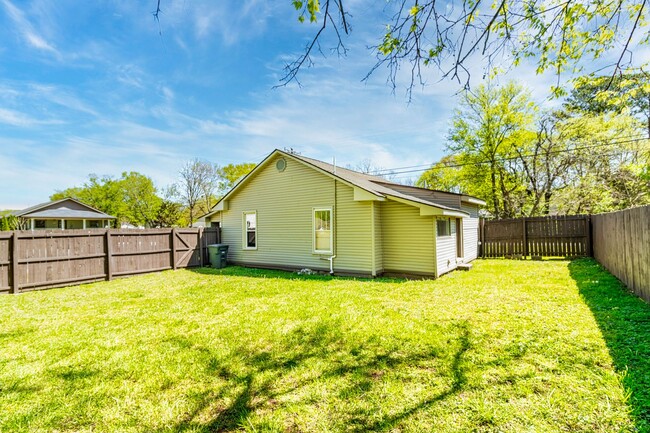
left=1, top=259, right=649, bottom=432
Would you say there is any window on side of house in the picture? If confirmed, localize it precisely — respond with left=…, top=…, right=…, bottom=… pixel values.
left=243, top=211, right=257, bottom=249
left=437, top=219, right=451, bottom=237
left=313, top=208, right=332, bottom=253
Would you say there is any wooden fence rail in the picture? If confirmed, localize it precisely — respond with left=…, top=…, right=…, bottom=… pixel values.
left=0, top=227, right=220, bottom=294
left=592, top=206, right=650, bottom=303
left=480, top=215, right=591, bottom=258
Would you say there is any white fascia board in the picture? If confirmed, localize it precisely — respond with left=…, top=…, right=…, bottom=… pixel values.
left=461, top=196, right=486, bottom=206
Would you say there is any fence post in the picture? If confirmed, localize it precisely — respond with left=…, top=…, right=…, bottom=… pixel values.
left=171, top=228, right=178, bottom=270
left=476, top=218, right=485, bottom=259
left=10, top=231, right=19, bottom=294
left=522, top=217, right=528, bottom=258
left=586, top=215, right=593, bottom=257
left=105, top=229, right=113, bottom=281
left=198, top=228, right=203, bottom=266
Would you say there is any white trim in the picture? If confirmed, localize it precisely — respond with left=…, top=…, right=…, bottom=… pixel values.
left=461, top=196, right=486, bottom=206
left=312, top=207, right=333, bottom=254
left=242, top=211, right=258, bottom=250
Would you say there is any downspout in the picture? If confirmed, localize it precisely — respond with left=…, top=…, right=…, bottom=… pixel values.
left=330, top=177, right=337, bottom=275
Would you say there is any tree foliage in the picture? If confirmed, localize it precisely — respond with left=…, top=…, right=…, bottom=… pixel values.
left=418, top=80, right=650, bottom=217
left=51, top=172, right=167, bottom=227
left=446, top=82, right=536, bottom=218
left=566, top=73, right=650, bottom=137
left=284, top=0, right=649, bottom=96
left=216, top=163, right=257, bottom=194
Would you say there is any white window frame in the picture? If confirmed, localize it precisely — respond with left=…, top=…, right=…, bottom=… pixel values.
left=242, top=211, right=257, bottom=250
left=312, top=207, right=333, bottom=254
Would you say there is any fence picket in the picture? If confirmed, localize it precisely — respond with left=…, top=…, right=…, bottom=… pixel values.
left=0, top=228, right=220, bottom=294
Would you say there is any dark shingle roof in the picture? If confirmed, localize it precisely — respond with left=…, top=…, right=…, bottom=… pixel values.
left=287, top=152, right=484, bottom=211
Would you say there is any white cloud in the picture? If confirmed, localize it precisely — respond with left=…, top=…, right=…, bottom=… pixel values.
left=0, top=0, right=61, bottom=58
left=0, top=108, right=62, bottom=126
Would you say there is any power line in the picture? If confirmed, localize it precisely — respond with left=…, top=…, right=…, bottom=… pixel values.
left=370, top=136, right=650, bottom=176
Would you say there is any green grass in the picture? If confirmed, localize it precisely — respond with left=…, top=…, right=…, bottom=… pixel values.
left=1, top=259, right=648, bottom=432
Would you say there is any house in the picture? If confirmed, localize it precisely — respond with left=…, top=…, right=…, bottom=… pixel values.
left=14, top=198, right=116, bottom=230
left=203, top=150, right=485, bottom=278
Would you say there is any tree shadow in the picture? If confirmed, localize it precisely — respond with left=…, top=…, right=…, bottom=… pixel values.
left=154, top=320, right=472, bottom=432
left=569, top=258, right=650, bottom=431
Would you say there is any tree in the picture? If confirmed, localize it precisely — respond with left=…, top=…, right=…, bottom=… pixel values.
left=445, top=82, right=536, bottom=218
left=216, top=163, right=257, bottom=195
left=566, top=73, right=650, bottom=138
left=153, top=1, right=648, bottom=96
left=51, top=172, right=163, bottom=227
left=283, top=1, right=649, bottom=96
left=120, top=172, right=162, bottom=227
left=177, top=159, right=219, bottom=227
left=52, top=175, right=126, bottom=225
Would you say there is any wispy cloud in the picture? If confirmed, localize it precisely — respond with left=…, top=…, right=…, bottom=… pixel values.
left=0, top=108, right=62, bottom=126
left=1, top=0, right=61, bottom=59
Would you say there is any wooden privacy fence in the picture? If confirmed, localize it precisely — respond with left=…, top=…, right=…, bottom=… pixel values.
left=480, top=215, right=591, bottom=258
left=0, top=228, right=220, bottom=294
left=592, top=206, right=650, bottom=303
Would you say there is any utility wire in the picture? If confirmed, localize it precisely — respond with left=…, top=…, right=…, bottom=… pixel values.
left=370, top=136, right=650, bottom=176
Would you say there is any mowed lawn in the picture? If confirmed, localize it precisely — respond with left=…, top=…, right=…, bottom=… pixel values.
left=1, top=259, right=649, bottom=432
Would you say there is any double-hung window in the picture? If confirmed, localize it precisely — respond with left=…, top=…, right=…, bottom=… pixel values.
left=243, top=211, right=257, bottom=249
left=313, top=208, right=332, bottom=253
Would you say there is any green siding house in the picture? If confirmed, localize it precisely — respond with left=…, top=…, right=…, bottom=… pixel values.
left=204, top=150, right=485, bottom=278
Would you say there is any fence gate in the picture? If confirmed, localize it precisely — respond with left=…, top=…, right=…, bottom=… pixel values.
left=480, top=215, right=591, bottom=258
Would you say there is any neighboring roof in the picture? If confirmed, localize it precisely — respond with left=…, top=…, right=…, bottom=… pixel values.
left=13, top=198, right=116, bottom=219
left=204, top=149, right=485, bottom=218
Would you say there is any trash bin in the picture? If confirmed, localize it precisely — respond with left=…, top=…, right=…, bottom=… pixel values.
left=207, top=244, right=229, bottom=268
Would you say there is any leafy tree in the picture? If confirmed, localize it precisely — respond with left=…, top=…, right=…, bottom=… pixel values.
left=566, top=73, right=650, bottom=138
left=216, top=163, right=257, bottom=194
left=444, top=82, right=536, bottom=218
left=51, top=172, right=163, bottom=227
left=551, top=112, right=649, bottom=213
left=52, top=175, right=126, bottom=225
left=284, top=0, right=649, bottom=95
left=120, top=172, right=162, bottom=227
left=153, top=1, right=648, bottom=95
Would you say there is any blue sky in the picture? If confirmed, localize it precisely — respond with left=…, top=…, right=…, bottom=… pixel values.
left=0, top=0, right=644, bottom=209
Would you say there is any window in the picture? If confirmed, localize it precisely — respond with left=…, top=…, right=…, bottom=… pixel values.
left=34, top=219, right=46, bottom=229
left=243, top=211, right=257, bottom=249
left=313, top=208, right=332, bottom=253
left=437, top=219, right=451, bottom=237
left=87, top=220, right=101, bottom=228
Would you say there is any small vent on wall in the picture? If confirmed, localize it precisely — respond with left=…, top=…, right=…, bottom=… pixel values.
left=276, top=158, right=287, bottom=172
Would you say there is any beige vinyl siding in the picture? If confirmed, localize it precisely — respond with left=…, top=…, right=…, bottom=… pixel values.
left=373, top=201, right=383, bottom=275
left=213, top=155, right=373, bottom=274
left=333, top=182, right=373, bottom=274
left=380, top=199, right=435, bottom=276
left=436, top=218, right=457, bottom=277
left=461, top=203, right=479, bottom=261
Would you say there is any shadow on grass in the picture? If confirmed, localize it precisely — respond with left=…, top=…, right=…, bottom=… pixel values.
left=155, top=319, right=471, bottom=432
left=569, top=258, right=650, bottom=432
left=189, top=265, right=406, bottom=284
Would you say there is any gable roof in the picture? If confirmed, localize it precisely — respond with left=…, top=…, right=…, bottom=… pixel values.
left=13, top=198, right=116, bottom=219
left=204, top=149, right=485, bottom=218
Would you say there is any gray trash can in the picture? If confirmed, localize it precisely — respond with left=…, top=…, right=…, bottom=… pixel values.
left=207, top=244, right=229, bottom=268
